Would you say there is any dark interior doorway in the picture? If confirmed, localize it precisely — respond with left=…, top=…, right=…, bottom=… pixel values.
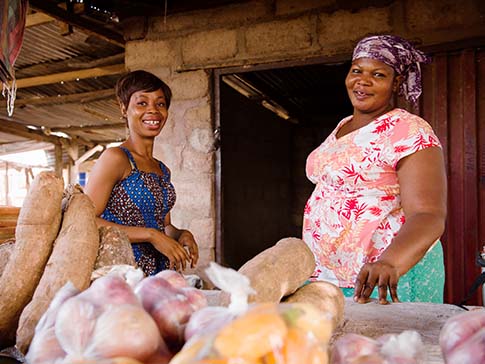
left=216, top=61, right=352, bottom=269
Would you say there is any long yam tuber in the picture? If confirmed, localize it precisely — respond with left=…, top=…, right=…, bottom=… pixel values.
left=16, top=184, right=100, bottom=353
left=95, top=226, right=136, bottom=269
left=283, top=281, right=345, bottom=330
left=0, top=239, right=15, bottom=278
left=238, top=237, right=315, bottom=303
left=0, top=171, right=64, bottom=348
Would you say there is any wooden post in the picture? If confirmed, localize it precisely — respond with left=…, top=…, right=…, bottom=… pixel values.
left=64, top=141, right=79, bottom=185
left=54, top=144, right=63, bottom=178
left=4, top=162, right=9, bottom=206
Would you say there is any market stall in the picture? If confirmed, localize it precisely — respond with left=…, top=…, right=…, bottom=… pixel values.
left=0, top=172, right=484, bottom=364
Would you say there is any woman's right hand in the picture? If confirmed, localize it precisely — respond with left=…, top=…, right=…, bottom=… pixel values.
left=149, top=229, right=190, bottom=271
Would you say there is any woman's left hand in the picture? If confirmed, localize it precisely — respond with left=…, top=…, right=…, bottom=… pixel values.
left=178, top=230, right=199, bottom=268
left=353, top=260, right=400, bottom=304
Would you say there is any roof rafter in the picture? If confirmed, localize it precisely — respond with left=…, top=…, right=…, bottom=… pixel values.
left=9, top=89, right=116, bottom=108
left=0, top=117, right=62, bottom=145
left=15, top=64, right=125, bottom=88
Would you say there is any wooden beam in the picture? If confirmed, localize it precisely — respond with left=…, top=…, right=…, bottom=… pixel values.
left=52, top=122, right=126, bottom=132
left=10, top=89, right=115, bottom=108
left=0, top=140, right=52, bottom=156
left=0, top=117, right=61, bottom=144
left=15, top=64, right=125, bottom=88
left=68, top=53, right=125, bottom=69
left=0, top=118, right=95, bottom=148
left=26, top=12, right=55, bottom=27
left=29, top=1, right=125, bottom=47
left=16, top=53, right=124, bottom=77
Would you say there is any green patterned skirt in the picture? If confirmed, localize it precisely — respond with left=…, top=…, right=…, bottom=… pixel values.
left=341, top=242, right=445, bottom=303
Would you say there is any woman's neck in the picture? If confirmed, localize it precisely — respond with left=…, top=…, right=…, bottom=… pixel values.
left=123, top=137, right=154, bottom=159
left=352, top=105, right=394, bottom=126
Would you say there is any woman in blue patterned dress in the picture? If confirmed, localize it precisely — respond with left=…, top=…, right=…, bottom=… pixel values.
left=85, top=70, right=198, bottom=275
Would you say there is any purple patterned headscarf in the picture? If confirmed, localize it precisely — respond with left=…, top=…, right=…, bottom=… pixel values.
left=352, top=35, right=431, bottom=104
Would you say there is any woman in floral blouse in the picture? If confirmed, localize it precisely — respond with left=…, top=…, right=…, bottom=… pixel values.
left=303, top=35, right=447, bottom=304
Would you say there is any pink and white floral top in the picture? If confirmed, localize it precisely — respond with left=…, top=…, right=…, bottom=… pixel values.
left=302, top=108, right=441, bottom=287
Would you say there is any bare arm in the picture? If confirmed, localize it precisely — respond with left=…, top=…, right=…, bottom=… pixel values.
left=354, top=147, right=447, bottom=304
left=164, top=213, right=199, bottom=268
left=84, top=148, right=190, bottom=270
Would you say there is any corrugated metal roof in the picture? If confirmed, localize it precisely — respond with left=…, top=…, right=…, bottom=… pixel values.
left=0, top=11, right=125, bottom=165
left=16, top=22, right=122, bottom=70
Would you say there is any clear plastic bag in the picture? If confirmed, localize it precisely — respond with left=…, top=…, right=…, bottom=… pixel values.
left=133, top=270, right=208, bottom=353
left=439, top=310, right=485, bottom=364
left=332, top=330, right=426, bottom=364
left=55, top=276, right=162, bottom=364
left=173, top=263, right=333, bottom=364
left=25, top=282, right=79, bottom=364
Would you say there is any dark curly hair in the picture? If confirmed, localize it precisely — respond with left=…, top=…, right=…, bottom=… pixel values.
left=115, top=70, right=172, bottom=110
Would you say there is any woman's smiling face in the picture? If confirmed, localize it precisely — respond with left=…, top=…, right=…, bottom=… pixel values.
left=123, top=88, right=168, bottom=136
left=345, top=57, right=401, bottom=117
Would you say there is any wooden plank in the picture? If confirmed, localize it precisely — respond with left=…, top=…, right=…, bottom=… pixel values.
left=54, top=144, right=63, bottom=178
left=52, top=122, right=125, bottom=133
left=478, top=51, right=485, bottom=304
left=433, top=56, right=453, bottom=303
left=25, top=12, right=55, bottom=27
left=9, top=89, right=115, bottom=108
left=0, top=227, right=15, bottom=234
left=461, top=50, right=480, bottom=305
left=421, top=56, right=453, bottom=302
left=0, top=222, right=17, bottom=228
left=16, top=53, right=124, bottom=78
left=15, top=64, right=125, bottom=88
left=447, top=53, right=467, bottom=304
left=0, top=118, right=61, bottom=145
left=0, top=206, right=20, bottom=216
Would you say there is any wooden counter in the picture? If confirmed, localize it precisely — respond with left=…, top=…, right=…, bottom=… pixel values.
left=332, top=298, right=483, bottom=364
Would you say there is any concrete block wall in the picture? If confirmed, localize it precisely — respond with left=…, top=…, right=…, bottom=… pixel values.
left=123, top=0, right=484, bottom=274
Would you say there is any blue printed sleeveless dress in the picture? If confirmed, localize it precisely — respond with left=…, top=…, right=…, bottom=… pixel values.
left=101, top=147, right=176, bottom=275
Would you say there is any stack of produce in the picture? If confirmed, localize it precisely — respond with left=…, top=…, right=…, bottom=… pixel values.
left=16, top=184, right=99, bottom=353
left=0, top=172, right=65, bottom=348
left=234, top=237, right=345, bottom=330
left=26, top=269, right=208, bottom=364
left=172, top=261, right=335, bottom=364
left=173, top=302, right=332, bottom=364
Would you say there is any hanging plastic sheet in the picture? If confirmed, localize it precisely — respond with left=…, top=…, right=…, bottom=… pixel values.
left=0, top=0, right=27, bottom=116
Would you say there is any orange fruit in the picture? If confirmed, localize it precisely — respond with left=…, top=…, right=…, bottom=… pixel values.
left=169, top=337, right=210, bottom=364
left=309, top=345, right=329, bottom=364
left=281, top=303, right=332, bottom=343
left=111, top=358, right=145, bottom=364
left=214, top=307, right=288, bottom=360
left=282, top=327, right=313, bottom=364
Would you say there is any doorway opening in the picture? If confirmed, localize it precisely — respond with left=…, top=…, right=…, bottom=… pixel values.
left=215, top=60, right=352, bottom=269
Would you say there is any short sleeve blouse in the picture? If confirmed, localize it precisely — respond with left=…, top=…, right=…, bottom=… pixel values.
left=302, top=108, right=441, bottom=287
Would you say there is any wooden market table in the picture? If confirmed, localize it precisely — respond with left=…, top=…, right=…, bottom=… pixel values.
left=331, top=298, right=484, bottom=364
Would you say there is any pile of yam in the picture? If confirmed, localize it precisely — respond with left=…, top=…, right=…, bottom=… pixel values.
left=0, top=171, right=136, bottom=353
left=238, top=237, right=345, bottom=329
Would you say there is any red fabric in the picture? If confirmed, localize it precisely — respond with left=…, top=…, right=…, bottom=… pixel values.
left=0, top=0, right=27, bottom=83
